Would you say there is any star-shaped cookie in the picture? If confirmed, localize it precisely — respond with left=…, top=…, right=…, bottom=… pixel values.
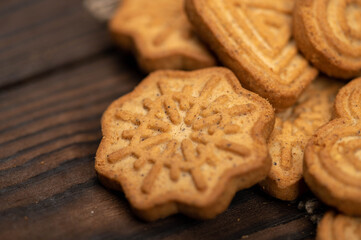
left=110, top=0, right=215, bottom=72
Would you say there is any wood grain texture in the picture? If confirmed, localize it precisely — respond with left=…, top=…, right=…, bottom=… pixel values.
left=0, top=0, right=316, bottom=239
left=0, top=53, right=316, bottom=240
left=0, top=0, right=111, bottom=87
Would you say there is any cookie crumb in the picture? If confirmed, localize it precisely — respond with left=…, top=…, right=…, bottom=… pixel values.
left=298, top=201, right=305, bottom=210
left=305, top=199, right=320, bottom=215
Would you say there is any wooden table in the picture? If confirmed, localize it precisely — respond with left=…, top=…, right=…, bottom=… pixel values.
left=0, top=0, right=316, bottom=239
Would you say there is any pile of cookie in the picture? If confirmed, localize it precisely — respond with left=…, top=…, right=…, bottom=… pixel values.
left=95, top=0, right=361, bottom=238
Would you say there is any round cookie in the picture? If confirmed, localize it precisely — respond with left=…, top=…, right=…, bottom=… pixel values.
left=96, top=67, right=275, bottom=221
left=317, top=211, right=361, bottom=240
left=304, top=77, right=361, bottom=216
left=293, top=0, right=361, bottom=79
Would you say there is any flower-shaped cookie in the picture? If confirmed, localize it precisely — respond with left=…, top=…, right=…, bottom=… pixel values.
left=304, top=77, right=361, bottom=216
left=109, top=0, right=215, bottom=72
left=96, top=67, right=274, bottom=220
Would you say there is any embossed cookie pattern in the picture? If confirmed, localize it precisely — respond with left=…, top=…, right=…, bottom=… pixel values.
left=260, top=77, right=342, bottom=200
left=110, top=0, right=215, bottom=72
left=186, top=0, right=318, bottom=109
left=304, top=77, right=361, bottom=216
left=294, top=0, right=361, bottom=78
left=95, top=68, right=274, bottom=220
left=317, top=211, right=361, bottom=240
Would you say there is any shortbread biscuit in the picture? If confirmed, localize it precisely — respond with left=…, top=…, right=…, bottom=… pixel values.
left=317, top=211, right=361, bottom=240
left=109, top=0, right=216, bottom=72
left=260, top=77, right=342, bottom=201
left=294, top=0, right=361, bottom=79
left=95, top=67, right=274, bottom=221
left=304, top=77, right=361, bottom=216
left=185, top=0, right=318, bottom=110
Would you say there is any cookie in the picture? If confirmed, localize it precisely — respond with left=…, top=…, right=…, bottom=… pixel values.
left=185, top=0, right=318, bottom=110
left=109, top=0, right=216, bottom=72
left=304, top=77, right=361, bottom=216
left=317, top=211, right=361, bottom=240
left=260, top=77, right=342, bottom=201
left=95, top=67, right=275, bottom=221
left=293, top=0, right=361, bottom=79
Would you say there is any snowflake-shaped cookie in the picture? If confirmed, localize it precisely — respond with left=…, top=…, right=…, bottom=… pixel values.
left=96, top=67, right=274, bottom=220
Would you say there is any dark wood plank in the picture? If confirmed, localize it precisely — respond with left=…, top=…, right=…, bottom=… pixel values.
left=0, top=0, right=112, bottom=87
left=0, top=51, right=315, bottom=240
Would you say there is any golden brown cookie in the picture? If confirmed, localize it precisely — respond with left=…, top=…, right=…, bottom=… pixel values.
left=95, top=67, right=275, bottom=221
left=294, top=0, right=361, bottom=79
left=317, top=211, right=361, bottom=240
left=304, top=77, right=361, bottom=216
left=260, top=77, right=342, bottom=201
left=185, top=0, right=318, bottom=110
left=109, top=0, right=216, bottom=72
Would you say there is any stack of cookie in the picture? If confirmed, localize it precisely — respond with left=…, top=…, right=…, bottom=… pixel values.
left=95, top=0, right=361, bottom=238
